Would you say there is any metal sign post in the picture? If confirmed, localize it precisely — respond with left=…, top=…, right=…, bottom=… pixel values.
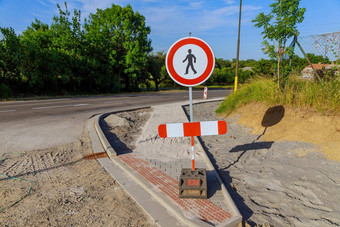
left=164, top=35, right=216, bottom=198
left=165, top=35, right=215, bottom=171
left=189, top=87, right=193, bottom=122
left=189, top=86, right=194, bottom=170
left=158, top=120, right=227, bottom=198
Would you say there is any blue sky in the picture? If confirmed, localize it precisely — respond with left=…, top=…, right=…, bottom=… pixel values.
left=0, top=0, right=339, bottom=60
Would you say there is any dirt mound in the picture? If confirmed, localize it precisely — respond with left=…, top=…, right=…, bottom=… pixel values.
left=231, top=102, right=340, bottom=161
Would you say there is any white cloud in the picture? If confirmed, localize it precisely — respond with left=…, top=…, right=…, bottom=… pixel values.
left=143, top=6, right=185, bottom=34
left=189, top=1, right=204, bottom=9
left=45, top=0, right=121, bottom=18
left=143, top=2, right=261, bottom=37
left=72, top=0, right=113, bottom=17
left=212, top=6, right=239, bottom=16
left=39, top=0, right=261, bottom=39
left=243, top=5, right=262, bottom=12
left=225, top=0, right=236, bottom=5
left=36, top=0, right=49, bottom=7
left=139, top=0, right=159, bottom=2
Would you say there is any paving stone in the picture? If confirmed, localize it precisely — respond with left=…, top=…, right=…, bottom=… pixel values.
left=118, top=153, right=233, bottom=225
left=97, top=101, right=240, bottom=226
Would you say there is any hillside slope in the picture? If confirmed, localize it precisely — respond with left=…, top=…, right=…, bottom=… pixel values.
left=231, top=102, right=340, bottom=161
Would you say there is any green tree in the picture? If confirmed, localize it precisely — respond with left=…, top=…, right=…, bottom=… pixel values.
left=306, top=53, right=330, bottom=64
left=1, top=1, right=154, bottom=98
left=238, top=69, right=253, bottom=83
left=21, top=19, right=58, bottom=94
left=290, top=54, right=308, bottom=72
left=20, top=2, right=85, bottom=95
left=147, top=51, right=168, bottom=91
left=0, top=27, right=23, bottom=97
left=84, top=4, right=152, bottom=92
left=252, top=0, right=305, bottom=86
left=50, top=2, right=85, bottom=92
left=253, top=58, right=276, bottom=76
left=215, top=58, right=231, bottom=69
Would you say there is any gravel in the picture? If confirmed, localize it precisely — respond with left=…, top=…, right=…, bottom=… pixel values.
left=185, top=101, right=340, bottom=226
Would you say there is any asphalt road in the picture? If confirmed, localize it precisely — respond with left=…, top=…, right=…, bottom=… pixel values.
left=0, top=89, right=229, bottom=155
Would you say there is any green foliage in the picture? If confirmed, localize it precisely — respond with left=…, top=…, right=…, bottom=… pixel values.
left=0, top=27, right=23, bottom=97
left=84, top=4, right=151, bottom=92
left=146, top=51, right=169, bottom=91
left=0, top=83, right=12, bottom=98
left=252, top=59, right=276, bottom=76
left=216, top=78, right=276, bottom=115
left=0, top=2, right=152, bottom=99
left=306, top=53, right=330, bottom=64
left=0, top=1, right=334, bottom=99
left=207, top=58, right=255, bottom=85
left=21, top=19, right=56, bottom=93
left=215, top=58, right=231, bottom=68
left=252, top=0, right=306, bottom=85
left=216, top=76, right=340, bottom=116
left=211, top=67, right=232, bottom=84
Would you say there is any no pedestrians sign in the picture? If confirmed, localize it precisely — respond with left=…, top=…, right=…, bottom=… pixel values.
left=166, top=37, right=215, bottom=87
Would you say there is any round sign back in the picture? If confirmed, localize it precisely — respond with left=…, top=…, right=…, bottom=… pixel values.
left=165, top=37, right=215, bottom=87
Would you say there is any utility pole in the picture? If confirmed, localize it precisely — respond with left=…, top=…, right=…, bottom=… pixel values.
left=234, top=0, right=242, bottom=92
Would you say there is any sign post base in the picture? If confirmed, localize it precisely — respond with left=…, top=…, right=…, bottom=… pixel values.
left=179, top=168, right=207, bottom=199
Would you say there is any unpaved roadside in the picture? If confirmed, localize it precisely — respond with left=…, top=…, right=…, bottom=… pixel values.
left=2, top=101, right=339, bottom=227
left=102, top=101, right=340, bottom=226
left=188, top=101, right=340, bottom=226
left=0, top=123, right=152, bottom=226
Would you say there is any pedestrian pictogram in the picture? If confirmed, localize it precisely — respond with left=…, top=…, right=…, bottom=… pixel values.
left=166, top=36, right=215, bottom=87
left=183, top=49, right=197, bottom=75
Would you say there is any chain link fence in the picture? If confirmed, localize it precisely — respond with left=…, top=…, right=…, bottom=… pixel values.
left=296, top=31, right=340, bottom=62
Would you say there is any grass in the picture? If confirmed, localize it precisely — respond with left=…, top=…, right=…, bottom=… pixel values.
left=216, top=76, right=340, bottom=116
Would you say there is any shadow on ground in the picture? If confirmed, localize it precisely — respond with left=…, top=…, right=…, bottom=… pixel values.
left=198, top=137, right=255, bottom=223
left=100, top=117, right=133, bottom=155
left=0, top=158, right=84, bottom=181
left=182, top=104, right=286, bottom=226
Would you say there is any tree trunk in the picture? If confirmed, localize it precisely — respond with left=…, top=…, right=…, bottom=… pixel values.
left=277, top=54, right=280, bottom=88
left=337, top=58, right=339, bottom=77
left=155, top=81, right=159, bottom=91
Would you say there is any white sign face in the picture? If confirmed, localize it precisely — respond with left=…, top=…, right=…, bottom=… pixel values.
left=166, top=37, right=215, bottom=87
left=172, top=44, right=208, bottom=80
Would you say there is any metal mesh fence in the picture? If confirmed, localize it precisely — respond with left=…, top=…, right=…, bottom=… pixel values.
left=296, top=31, right=340, bottom=61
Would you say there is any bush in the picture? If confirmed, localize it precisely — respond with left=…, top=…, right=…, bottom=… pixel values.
left=0, top=84, right=12, bottom=99
left=216, top=76, right=340, bottom=116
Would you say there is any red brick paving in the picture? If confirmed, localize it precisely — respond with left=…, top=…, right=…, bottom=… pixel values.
left=119, top=153, right=232, bottom=225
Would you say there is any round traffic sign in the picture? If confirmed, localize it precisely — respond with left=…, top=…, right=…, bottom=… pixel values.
left=166, top=37, right=215, bottom=87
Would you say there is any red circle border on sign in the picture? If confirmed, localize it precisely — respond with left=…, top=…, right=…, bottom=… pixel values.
left=166, top=37, right=215, bottom=87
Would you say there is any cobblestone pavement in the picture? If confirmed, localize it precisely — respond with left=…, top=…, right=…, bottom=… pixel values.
left=189, top=101, right=340, bottom=226
left=102, top=102, right=237, bottom=226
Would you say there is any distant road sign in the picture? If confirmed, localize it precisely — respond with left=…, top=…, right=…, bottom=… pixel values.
left=203, top=87, right=208, bottom=99
left=158, top=121, right=227, bottom=138
left=166, top=37, right=215, bottom=87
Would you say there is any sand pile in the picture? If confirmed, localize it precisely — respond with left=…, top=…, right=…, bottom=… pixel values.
left=231, top=102, right=340, bottom=161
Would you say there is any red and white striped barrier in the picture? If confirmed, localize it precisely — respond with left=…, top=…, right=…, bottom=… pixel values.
left=158, top=121, right=227, bottom=138
left=158, top=120, right=227, bottom=171
left=203, top=87, right=208, bottom=99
